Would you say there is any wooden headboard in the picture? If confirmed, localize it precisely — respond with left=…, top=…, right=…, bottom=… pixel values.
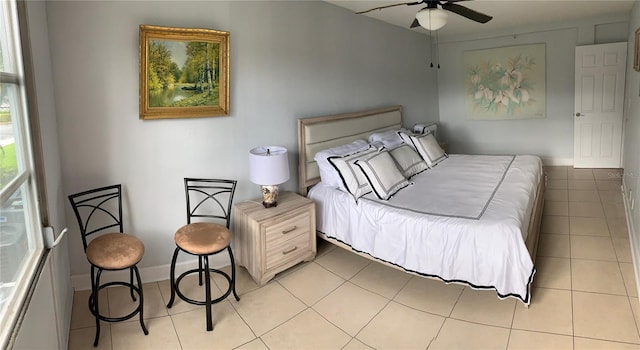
left=297, top=106, right=403, bottom=195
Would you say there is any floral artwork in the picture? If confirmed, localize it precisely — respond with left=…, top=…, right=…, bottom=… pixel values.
left=464, top=44, right=546, bottom=120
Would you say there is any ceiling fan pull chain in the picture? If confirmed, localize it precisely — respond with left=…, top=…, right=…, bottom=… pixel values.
left=430, top=8, right=435, bottom=68
left=428, top=29, right=434, bottom=68
left=436, top=30, right=441, bottom=69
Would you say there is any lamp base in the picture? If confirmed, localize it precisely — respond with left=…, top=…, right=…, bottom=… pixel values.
left=261, top=185, right=279, bottom=208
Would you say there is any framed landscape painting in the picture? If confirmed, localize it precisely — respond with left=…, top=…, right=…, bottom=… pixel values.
left=139, top=25, right=229, bottom=120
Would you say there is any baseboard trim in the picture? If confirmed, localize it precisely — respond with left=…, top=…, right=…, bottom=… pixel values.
left=622, top=182, right=640, bottom=298
left=540, top=157, right=573, bottom=166
left=71, top=254, right=230, bottom=291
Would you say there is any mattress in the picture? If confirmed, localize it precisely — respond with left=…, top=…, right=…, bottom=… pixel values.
left=308, top=154, right=543, bottom=303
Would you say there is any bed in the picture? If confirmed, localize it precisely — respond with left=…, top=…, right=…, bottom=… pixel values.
left=297, top=106, right=546, bottom=305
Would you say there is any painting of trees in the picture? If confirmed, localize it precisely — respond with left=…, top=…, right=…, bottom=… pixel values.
left=147, top=39, right=219, bottom=108
left=182, top=42, right=218, bottom=96
left=140, top=25, right=229, bottom=119
left=148, top=41, right=175, bottom=90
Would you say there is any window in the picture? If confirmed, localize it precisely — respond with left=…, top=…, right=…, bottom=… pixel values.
left=0, top=0, right=45, bottom=346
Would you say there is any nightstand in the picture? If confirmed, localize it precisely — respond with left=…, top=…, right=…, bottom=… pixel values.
left=232, top=191, right=316, bottom=286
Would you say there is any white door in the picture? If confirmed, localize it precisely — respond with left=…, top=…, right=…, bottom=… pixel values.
left=574, top=42, right=626, bottom=168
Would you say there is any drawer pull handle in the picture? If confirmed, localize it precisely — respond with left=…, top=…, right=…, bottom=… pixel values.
left=282, top=246, right=298, bottom=255
left=282, top=226, right=297, bottom=234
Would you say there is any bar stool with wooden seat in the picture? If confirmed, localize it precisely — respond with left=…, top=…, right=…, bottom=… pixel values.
left=166, top=178, right=240, bottom=331
left=68, top=184, right=148, bottom=347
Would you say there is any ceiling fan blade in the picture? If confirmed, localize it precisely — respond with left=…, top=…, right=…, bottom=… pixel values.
left=356, top=1, right=424, bottom=15
left=441, top=2, right=493, bottom=23
left=410, top=18, right=420, bottom=28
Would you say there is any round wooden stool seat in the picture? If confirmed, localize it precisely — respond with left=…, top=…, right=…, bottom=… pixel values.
left=174, top=222, right=231, bottom=255
left=86, top=233, right=145, bottom=270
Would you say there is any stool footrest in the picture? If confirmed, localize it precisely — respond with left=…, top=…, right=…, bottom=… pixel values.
left=88, top=281, right=144, bottom=322
left=173, top=268, right=234, bottom=306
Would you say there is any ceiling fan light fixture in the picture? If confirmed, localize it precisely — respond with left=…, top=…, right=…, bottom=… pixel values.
left=415, top=8, right=448, bottom=31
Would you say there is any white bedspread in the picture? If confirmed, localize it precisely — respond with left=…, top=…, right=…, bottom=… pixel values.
left=308, top=154, right=543, bottom=304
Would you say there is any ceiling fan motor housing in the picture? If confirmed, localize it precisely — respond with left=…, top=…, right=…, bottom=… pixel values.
left=415, top=7, right=448, bottom=30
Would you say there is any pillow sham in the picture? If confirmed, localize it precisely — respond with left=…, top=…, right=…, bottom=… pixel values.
left=397, top=130, right=422, bottom=150
left=314, top=139, right=370, bottom=188
left=409, top=133, right=448, bottom=167
left=328, top=147, right=377, bottom=200
left=368, top=129, right=405, bottom=150
left=389, top=144, right=429, bottom=178
left=355, top=151, right=410, bottom=200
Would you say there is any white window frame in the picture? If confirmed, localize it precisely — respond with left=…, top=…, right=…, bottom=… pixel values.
left=0, top=0, right=46, bottom=347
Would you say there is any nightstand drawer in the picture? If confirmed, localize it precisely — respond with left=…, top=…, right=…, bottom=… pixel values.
left=264, top=212, right=312, bottom=249
left=265, top=232, right=311, bottom=271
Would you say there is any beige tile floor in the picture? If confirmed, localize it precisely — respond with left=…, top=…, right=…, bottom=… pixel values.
left=68, top=167, right=640, bottom=350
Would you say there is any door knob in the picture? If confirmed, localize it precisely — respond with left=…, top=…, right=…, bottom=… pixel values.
left=576, top=112, right=583, bottom=117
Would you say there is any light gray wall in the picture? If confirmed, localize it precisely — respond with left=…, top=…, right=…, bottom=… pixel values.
left=44, top=1, right=439, bottom=276
left=622, top=2, right=640, bottom=282
left=623, top=4, right=640, bottom=192
left=436, top=16, right=629, bottom=164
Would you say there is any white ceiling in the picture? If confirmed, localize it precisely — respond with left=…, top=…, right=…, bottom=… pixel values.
left=326, top=0, right=635, bottom=38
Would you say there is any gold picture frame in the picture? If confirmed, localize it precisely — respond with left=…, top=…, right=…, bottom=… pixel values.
left=139, top=25, right=229, bottom=120
left=634, top=27, right=640, bottom=72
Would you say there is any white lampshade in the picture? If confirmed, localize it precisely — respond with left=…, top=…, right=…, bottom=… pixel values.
left=415, top=8, right=448, bottom=31
left=249, top=146, right=290, bottom=186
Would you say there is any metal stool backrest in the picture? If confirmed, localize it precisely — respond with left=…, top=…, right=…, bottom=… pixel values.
left=68, top=184, right=124, bottom=252
left=184, top=178, right=237, bottom=229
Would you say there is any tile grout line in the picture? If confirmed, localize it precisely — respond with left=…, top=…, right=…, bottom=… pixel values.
left=344, top=276, right=415, bottom=348
left=567, top=183, right=575, bottom=349
left=597, top=178, right=634, bottom=302
left=625, top=294, right=640, bottom=342
left=505, top=283, right=519, bottom=349
left=274, top=268, right=358, bottom=348
left=426, top=283, right=467, bottom=348
left=166, top=308, right=184, bottom=350
left=349, top=294, right=394, bottom=349
left=609, top=173, right=640, bottom=341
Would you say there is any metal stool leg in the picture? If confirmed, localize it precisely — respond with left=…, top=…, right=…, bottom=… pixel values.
left=129, top=268, right=136, bottom=301
left=203, top=256, right=213, bottom=331
left=198, top=256, right=204, bottom=286
left=133, top=265, right=149, bottom=335
left=167, top=248, right=180, bottom=308
left=89, top=265, right=96, bottom=314
left=93, top=268, right=103, bottom=347
left=227, top=246, right=240, bottom=301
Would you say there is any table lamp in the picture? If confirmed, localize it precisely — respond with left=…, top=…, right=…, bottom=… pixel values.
left=249, top=146, right=290, bottom=208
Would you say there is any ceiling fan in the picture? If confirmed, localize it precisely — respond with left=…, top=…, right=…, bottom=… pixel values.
left=356, top=0, right=493, bottom=31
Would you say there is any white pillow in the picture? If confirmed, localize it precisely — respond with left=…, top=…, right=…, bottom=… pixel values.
left=328, top=147, right=377, bottom=200
left=368, top=129, right=405, bottom=150
left=355, top=151, right=410, bottom=200
left=409, top=133, right=448, bottom=167
left=314, top=139, right=370, bottom=188
left=389, top=144, right=429, bottom=178
left=397, top=130, right=422, bottom=150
